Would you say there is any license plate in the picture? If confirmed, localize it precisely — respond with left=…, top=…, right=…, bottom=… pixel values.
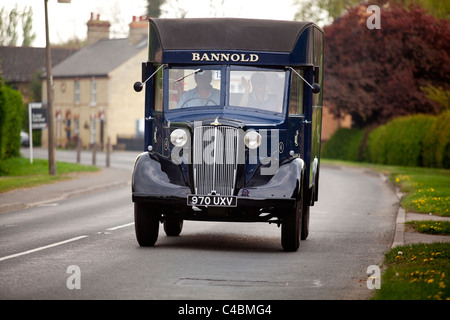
left=187, top=194, right=237, bottom=207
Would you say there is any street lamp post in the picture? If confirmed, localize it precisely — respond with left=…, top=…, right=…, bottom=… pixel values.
left=44, top=0, right=71, bottom=175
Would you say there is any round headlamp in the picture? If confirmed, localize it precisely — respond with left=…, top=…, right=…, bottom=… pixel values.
left=170, top=129, right=188, bottom=147
left=244, top=131, right=262, bottom=149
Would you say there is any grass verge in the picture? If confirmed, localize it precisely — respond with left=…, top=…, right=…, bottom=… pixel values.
left=322, top=159, right=450, bottom=300
left=373, top=243, right=449, bottom=300
left=0, top=157, right=99, bottom=193
left=406, top=221, right=450, bottom=236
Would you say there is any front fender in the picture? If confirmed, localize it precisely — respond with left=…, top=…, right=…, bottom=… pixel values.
left=132, top=152, right=191, bottom=199
left=242, top=158, right=305, bottom=200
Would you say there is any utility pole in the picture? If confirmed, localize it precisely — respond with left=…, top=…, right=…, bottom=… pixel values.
left=44, top=0, right=71, bottom=175
left=44, top=0, right=56, bottom=175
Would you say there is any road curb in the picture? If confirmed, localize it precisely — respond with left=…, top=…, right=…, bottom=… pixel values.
left=379, top=173, right=406, bottom=249
left=389, top=182, right=450, bottom=248
left=392, top=207, right=405, bottom=248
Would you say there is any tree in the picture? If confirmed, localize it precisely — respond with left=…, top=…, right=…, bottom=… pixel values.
left=0, top=6, right=19, bottom=46
left=0, top=5, right=36, bottom=47
left=323, top=3, right=450, bottom=127
left=388, top=0, right=450, bottom=20
left=21, top=6, right=36, bottom=47
left=294, top=0, right=450, bottom=25
left=146, top=0, right=166, bottom=17
left=293, top=0, right=362, bottom=24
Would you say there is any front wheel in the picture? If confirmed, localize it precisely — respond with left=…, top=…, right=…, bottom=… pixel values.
left=301, top=197, right=310, bottom=240
left=281, top=201, right=302, bottom=252
left=134, top=202, right=161, bottom=246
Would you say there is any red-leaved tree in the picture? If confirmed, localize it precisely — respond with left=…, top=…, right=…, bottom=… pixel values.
left=324, top=3, right=450, bottom=127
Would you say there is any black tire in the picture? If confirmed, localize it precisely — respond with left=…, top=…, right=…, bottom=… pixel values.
left=301, top=204, right=310, bottom=240
left=163, top=219, right=184, bottom=236
left=134, top=202, right=160, bottom=247
left=281, top=200, right=302, bottom=252
left=301, top=192, right=310, bottom=240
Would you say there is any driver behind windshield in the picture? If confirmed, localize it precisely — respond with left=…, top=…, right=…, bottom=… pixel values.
left=177, top=70, right=220, bottom=108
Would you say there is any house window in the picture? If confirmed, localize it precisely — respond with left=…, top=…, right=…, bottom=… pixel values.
left=90, top=78, right=97, bottom=106
left=74, top=81, right=80, bottom=104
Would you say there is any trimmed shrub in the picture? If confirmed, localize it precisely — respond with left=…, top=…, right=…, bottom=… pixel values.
left=325, top=112, right=450, bottom=169
left=366, top=114, right=436, bottom=167
left=322, top=128, right=365, bottom=161
left=0, top=81, right=23, bottom=159
left=423, top=110, right=450, bottom=169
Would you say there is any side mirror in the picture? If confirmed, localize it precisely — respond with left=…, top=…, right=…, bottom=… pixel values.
left=133, top=81, right=143, bottom=92
left=312, top=83, right=320, bottom=94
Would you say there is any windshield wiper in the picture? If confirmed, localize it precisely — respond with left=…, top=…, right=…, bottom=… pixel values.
left=174, top=69, right=202, bottom=83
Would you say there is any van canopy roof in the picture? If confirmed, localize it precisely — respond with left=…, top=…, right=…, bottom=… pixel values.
left=148, top=18, right=322, bottom=66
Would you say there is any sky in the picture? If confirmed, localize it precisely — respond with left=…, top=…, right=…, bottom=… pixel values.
left=2, top=0, right=300, bottom=48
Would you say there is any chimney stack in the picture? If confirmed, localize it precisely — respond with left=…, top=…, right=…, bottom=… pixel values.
left=128, top=16, right=148, bottom=44
left=87, top=12, right=110, bottom=46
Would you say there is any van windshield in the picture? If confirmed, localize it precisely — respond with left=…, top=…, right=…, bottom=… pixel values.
left=229, top=70, right=286, bottom=113
left=167, top=67, right=286, bottom=114
left=168, top=68, right=221, bottom=109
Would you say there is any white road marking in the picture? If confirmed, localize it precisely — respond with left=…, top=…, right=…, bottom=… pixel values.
left=0, top=235, right=88, bottom=262
left=106, top=222, right=134, bottom=231
left=0, top=222, right=134, bottom=262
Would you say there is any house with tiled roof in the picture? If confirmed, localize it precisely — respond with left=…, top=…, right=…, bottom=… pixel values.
left=0, top=46, right=77, bottom=102
left=41, top=14, right=148, bottom=150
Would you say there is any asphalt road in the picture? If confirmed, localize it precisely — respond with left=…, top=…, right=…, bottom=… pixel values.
left=0, top=155, right=399, bottom=300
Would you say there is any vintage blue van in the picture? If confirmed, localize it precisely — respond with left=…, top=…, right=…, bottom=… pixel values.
left=132, top=18, right=323, bottom=251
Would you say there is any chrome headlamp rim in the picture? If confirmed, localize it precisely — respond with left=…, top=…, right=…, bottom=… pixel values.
left=170, top=128, right=188, bottom=147
left=244, top=131, right=262, bottom=149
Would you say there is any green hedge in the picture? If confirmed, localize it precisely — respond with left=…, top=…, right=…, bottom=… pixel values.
left=422, top=110, right=450, bottom=169
left=0, top=81, right=23, bottom=160
left=365, top=114, right=436, bottom=167
left=321, top=128, right=366, bottom=161
left=323, top=112, right=450, bottom=169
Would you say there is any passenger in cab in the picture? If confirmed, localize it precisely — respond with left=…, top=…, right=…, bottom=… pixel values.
left=240, top=72, right=277, bottom=110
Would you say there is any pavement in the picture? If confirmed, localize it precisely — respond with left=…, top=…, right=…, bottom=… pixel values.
left=1, top=164, right=449, bottom=247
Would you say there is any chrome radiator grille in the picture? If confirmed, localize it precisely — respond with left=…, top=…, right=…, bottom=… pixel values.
left=193, top=126, right=240, bottom=196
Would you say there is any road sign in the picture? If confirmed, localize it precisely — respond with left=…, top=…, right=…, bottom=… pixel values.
left=28, top=102, right=47, bottom=163
left=31, top=108, right=48, bottom=129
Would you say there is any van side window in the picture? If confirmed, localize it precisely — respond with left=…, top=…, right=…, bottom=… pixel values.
left=289, top=69, right=304, bottom=115
left=154, top=67, right=163, bottom=112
